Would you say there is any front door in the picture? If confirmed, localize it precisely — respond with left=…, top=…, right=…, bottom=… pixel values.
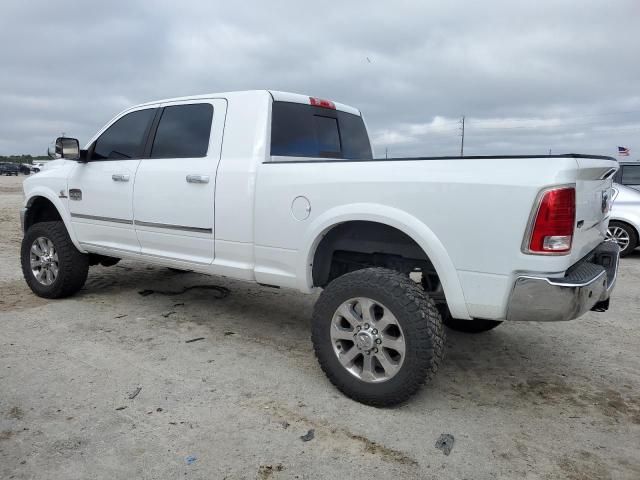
left=68, top=107, right=156, bottom=252
left=133, top=99, right=226, bottom=264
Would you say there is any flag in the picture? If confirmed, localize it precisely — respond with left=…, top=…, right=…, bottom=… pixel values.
left=618, top=146, right=630, bottom=156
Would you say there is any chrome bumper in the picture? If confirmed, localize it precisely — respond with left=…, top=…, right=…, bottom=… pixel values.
left=507, top=241, right=620, bottom=322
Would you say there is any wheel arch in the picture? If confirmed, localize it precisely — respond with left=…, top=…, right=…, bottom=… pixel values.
left=23, top=190, right=84, bottom=252
left=298, top=203, right=471, bottom=319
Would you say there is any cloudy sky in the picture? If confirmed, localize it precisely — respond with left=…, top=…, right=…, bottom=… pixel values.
left=1, top=0, right=639, bottom=158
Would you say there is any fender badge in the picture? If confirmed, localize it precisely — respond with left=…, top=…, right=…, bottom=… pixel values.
left=69, top=189, right=82, bottom=201
left=58, top=190, right=68, bottom=199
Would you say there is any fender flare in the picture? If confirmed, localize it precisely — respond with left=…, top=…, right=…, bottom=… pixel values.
left=24, top=188, right=86, bottom=253
left=296, top=203, right=471, bottom=320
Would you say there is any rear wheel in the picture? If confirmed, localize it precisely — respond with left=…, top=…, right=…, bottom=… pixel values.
left=21, top=221, right=89, bottom=298
left=606, top=221, right=638, bottom=257
left=312, top=267, right=445, bottom=407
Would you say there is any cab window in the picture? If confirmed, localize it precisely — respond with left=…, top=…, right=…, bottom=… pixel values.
left=91, top=109, right=155, bottom=160
left=150, top=104, right=213, bottom=158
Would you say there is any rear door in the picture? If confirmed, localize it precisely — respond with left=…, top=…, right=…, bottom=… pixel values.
left=132, top=99, right=226, bottom=264
left=68, top=107, right=156, bottom=252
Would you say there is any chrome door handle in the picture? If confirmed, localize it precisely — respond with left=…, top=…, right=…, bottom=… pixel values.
left=112, top=174, right=130, bottom=182
left=186, top=174, right=210, bottom=184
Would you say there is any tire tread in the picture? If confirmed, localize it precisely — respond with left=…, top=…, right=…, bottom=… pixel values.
left=311, top=267, right=445, bottom=407
left=21, top=221, right=89, bottom=298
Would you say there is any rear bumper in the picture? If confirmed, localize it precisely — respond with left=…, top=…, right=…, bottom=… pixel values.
left=507, top=241, right=620, bottom=321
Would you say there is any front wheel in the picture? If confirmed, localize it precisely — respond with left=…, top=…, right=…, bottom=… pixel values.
left=607, top=221, right=638, bottom=257
left=312, top=267, right=445, bottom=407
left=21, top=221, right=89, bottom=298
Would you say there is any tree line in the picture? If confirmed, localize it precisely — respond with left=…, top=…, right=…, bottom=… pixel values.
left=0, top=155, right=49, bottom=164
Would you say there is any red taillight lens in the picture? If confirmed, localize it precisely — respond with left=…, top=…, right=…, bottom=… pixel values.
left=309, top=97, right=336, bottom=109
left=528, top=187, right=575, bottom=254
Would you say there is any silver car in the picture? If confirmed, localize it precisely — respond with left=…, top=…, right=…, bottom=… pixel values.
left=608, top=183, right=640, bottom=256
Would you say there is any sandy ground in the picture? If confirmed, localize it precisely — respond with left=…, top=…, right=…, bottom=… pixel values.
left=0, top=174, right=639, bottom=480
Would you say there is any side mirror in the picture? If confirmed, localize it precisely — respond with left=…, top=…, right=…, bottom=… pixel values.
left=48, top=137, right=80, bottom=161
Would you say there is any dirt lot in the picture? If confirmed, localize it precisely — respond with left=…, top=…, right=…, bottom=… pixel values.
left=0, top=174, right=639, bottom=479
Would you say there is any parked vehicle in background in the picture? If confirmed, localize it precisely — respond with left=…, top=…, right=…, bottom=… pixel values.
left=608, top=183, right=640, bottom=256
left=19, top=90, right=621, bottom=406
left=613, top=162, right=640, bottom=192
left=19, top=164, right=32, bottom=175
left=0, top=162, right=19, bottom=176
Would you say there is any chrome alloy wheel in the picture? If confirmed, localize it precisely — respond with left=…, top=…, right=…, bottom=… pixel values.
left=606, top=225, right=630, bottom=251
left=330, top=297, right=406, bottom=383
left=30, top=236, right=59, bottom=286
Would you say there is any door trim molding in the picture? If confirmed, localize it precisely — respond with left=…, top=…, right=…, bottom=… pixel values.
left=71, top=213, right=212, bottom=234
left=71, top=213, right=133, bottom=225
left=135, top=220, right=212, bottom=234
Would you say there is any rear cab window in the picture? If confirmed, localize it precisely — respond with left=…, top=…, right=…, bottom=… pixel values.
left=270, top=101, right=372, bottom=160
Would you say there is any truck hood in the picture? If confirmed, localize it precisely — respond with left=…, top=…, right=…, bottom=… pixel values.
left=40, top=159, right=70, bottom=171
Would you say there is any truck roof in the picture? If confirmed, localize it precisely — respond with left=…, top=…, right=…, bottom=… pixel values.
left=132, top=90, right=361, bottom=116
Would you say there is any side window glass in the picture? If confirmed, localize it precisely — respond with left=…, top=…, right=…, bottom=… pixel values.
left=150, top=104, right=213, bottom=158
left=621, top=166, right=640, bottom=184
left=91, top=109, right=154, bottom=160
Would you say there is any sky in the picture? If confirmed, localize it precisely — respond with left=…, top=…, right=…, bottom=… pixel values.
left=1, top=0, right=639, bottom=158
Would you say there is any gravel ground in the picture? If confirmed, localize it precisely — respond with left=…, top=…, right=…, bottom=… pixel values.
left=0, top=174, right=639, bottom=479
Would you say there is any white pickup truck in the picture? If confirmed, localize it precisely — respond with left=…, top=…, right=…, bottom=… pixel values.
left=21, top=90, right=620, bottom=406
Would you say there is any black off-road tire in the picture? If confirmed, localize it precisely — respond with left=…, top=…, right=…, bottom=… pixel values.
left=442, top=316, right=502, bottom=333
left=21, top=221, right=89, bottom=298
left=312, top=267, right=445, bottom=407
left=608, top=221, right=638, bottom=257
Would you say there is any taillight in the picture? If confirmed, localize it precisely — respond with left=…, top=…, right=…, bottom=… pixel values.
left=309, top=97, right=336, bottom=109
left=526, top=186, right=576, bottom=254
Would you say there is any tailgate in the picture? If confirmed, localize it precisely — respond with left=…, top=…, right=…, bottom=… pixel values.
left=571, top=156, right=618, bottom=262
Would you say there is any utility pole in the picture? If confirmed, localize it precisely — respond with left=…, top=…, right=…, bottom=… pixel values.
left=459, top=116, right=465, bottom=156
left=385, top=147, right=388, bottom=159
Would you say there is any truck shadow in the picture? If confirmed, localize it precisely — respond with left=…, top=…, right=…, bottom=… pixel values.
left=78, top=261, right=637, bottom=420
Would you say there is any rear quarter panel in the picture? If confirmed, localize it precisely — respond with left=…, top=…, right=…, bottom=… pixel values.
left=253, top=156, right=590, bottom=319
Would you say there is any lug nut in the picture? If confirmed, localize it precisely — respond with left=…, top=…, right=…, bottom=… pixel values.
left=356, top=326, right=361, bottom=331
left=372, top=329, right=378, bottom=335
left=375, top=338, right=382, bottom=344
left=364, top=323, right=370, bottom=329
left=374, top=348, right=378, bottom=353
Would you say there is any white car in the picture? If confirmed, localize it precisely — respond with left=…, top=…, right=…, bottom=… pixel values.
left=20, top=90, right=620, bottom=405
left=608, top=183, right=640, bottom=256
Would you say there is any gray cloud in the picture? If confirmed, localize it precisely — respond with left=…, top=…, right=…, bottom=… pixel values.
left=1, top=0, right=639, bottom=158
